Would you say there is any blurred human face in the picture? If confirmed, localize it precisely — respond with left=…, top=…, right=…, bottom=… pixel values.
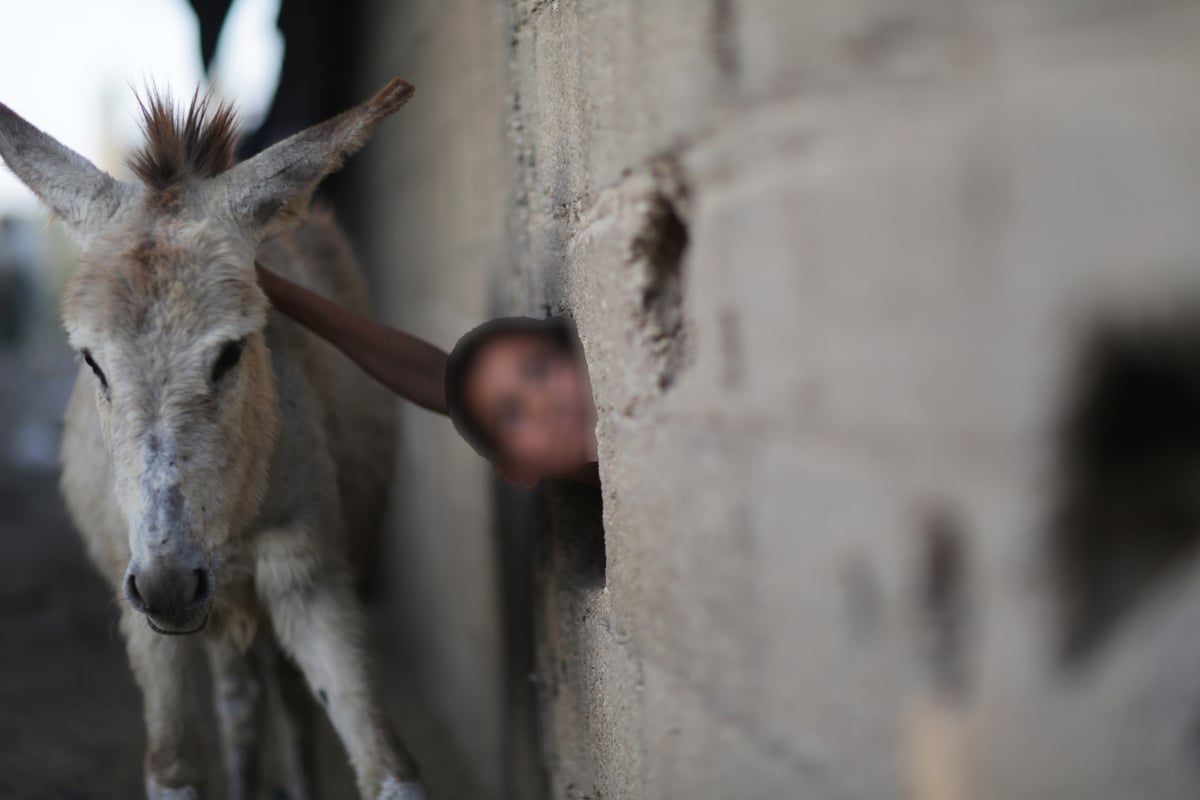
left=463, top=334, right=597, bottom=486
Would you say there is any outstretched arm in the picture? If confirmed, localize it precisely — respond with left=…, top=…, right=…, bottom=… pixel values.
left=256, top=263, right=448, bottom=416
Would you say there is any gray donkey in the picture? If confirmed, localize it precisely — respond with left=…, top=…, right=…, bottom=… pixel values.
left=0, top=79, right=425, bottom=800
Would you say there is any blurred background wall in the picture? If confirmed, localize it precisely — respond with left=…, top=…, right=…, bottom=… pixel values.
left=8, top=1, right=1200, bottom=799
left=355, top=2, right=510, bottom=797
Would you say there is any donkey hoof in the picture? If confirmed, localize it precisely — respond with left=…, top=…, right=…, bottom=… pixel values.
left=379, top=776, right=427, bottom=800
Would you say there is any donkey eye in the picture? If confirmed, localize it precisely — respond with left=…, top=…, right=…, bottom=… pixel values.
left=212, top=339, right=247, bottom=384
left=82, top=349, right=108, bottom=390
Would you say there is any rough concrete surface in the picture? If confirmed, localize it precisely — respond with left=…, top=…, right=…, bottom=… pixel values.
left=363, top=0, right=1200, bottom=798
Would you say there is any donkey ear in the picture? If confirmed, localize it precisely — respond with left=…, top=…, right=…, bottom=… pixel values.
left=0, top=102, right=132, bottom=240
left=217, top=77, right=415, bottom=230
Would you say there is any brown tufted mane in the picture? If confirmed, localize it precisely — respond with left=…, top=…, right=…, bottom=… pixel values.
left=128, top=89, right=239, bottom=190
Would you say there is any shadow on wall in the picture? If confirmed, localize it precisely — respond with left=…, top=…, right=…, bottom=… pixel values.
left=540, top=482, right=606, bottom=589
left=494, top=477, right=605, bottom=800
left=1050, top=305, right=1200, bottom=666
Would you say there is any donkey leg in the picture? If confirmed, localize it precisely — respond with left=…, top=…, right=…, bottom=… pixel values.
left=259, top=643, right=319, bottom=800
left=123, top=609, right=207, bottom=799
left=206, top=638, right=265, bottom=800
left=256, top=530, right=424, bottom=800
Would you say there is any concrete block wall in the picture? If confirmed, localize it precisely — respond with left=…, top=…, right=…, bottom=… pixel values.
left=361, top=1, right=1200, bottom=797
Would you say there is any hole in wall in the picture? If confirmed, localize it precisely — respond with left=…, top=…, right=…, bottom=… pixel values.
left=540, top=481, right=605, bottom=590
left=918, top=509, right=972, bottom=697
left=628, top=172, right=692, bottom=395
left=1050, top=312, right=1200, bottom=666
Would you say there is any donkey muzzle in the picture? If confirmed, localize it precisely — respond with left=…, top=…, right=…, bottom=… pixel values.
left=124, top=558, right=215, bottom=635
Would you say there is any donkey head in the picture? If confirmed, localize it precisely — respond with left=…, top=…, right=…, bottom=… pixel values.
left=0, top=79, right=413, bottom=634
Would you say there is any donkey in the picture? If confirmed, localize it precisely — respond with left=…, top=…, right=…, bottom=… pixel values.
left=0, top=79, right=425, bottom=800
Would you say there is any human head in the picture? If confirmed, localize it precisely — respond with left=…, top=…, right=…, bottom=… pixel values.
left=445, top=317, right=597, bottom=487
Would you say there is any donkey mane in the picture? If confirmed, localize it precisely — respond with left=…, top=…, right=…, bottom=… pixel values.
left=129, top=89, right=239, bottom=190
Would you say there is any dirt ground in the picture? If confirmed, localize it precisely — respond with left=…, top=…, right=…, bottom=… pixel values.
left=0, top=466, right=146, bottom=799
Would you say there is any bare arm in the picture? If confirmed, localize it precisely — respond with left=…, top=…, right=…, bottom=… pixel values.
left=256, top=263, right=448, bottom=415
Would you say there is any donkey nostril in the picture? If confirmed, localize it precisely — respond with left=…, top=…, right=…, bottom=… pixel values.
left=191, top=568, right=213, bottom=606
left=125, top=573, right=147, bottom=611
